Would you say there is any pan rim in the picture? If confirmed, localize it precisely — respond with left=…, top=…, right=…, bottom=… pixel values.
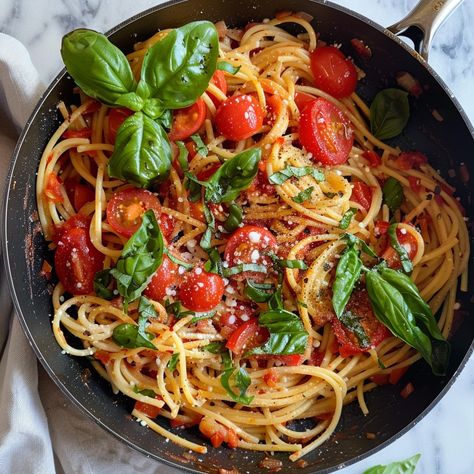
left=2, top=0, right=473, bottom=472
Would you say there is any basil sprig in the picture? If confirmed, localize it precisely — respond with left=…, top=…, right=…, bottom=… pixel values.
left=220, top=351, right=253, bottom=405
left=366, top=267, right=449, bottom=376
left=108, top=112, right=172, bottom=188
left=332, top=244, right=362, bottom=318
left=204, top=148, right=261, bottom=203
left=388, top=224, right=413, bottom=273
left=110, top=210, right=164, bottom=307
left=269, top=165, right=324, bottom=185
left=370, top=88, right=410, bottom=140
left=363, top=454, right=420, bottom=474
left=249, top=309, right=308, bottom=356
left=382, top=177, right=404, bottom=214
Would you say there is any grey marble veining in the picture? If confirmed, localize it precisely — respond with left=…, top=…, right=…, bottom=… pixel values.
left=1, top=0, right=473, bottom=473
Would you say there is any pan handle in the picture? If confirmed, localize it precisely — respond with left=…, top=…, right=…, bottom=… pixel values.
left=387, top=0, right=463, bottom=60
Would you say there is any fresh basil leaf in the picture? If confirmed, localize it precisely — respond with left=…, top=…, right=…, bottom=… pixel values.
left=269, top=166, right=324, bottom=185
left=110, top=210, right=164, bottom=307
left=112, top=323, right=156, bottom=349
left=332, top=245, right=362, bottom=318
left=137, top=21, right=218, bottom=110
left=217, top=61, right=240, bottom=75
left=339, top=310, right=370, bottom=348
left=268, top=252, right=308, bottom=270
left=249, top=309, right=308, bottom=355
left=184, top=171, right=204, bottom=202
left=61, top=29, right=140, bottom=109
left=268, top=285, right=284, bottom=310
left=133, top=387, right=157, bottom=397
left=222, top=263, right=267, bottom=278
left=244, top=280, right=274, bottom=303
left=205, top=148, right=261, bottom=203
left=323, top=191, right=337, bottom=198
left=164, top=299, right=194, bottom=319
left=379, top=267, right=449, bottom=375
left=383, top=177, right=404, bottom=214
left=363, top=453, right=421, bottom=474
left=203, top=341, right=226, bottom=353
left=93, top=269, right=114, bottom=300
left=138, top=296, right=158, bottom=332
left=223, top=203, right=243, bottom=233
left=387, top=224, right=413, bottom=273
left=167, top=353, right=180, bottom=371
left=366, top=269, right=446, bottom=375
left=292, top=186, right=314, bottom=204
left=175, top=141, right=189, bottom=172
left=203, top=248, right=223, bottom=275
left=164, top=249, right=193, bottom=270
left=108, top=112, right=172, bottom=188
left=190, top=134, right=208, bottom=157
left=339, top=207, right=358, bottom=229
left=370, top=88, right=409, bottom=140
left=341, top=233, right=378, bottom=258
left=221, top=365, right=254, bottom=405
left=190, top=311, right=216, bottom=324
left=156, top=109, right=173, bottom=130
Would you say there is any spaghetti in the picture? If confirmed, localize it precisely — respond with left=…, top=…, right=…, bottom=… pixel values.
left=36, top=14, right=470, bottom=461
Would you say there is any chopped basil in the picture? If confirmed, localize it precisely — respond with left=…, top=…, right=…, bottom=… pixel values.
left=268, top=252, right=308, bottom=270
left=223, top=203, right=243, bottom=233
left=221, top=362, right=254, bottom=405
left=244, top=280, right=275, bottom=303
left=203, top=341, right=226, bottom=353
left=93, top=269, right=114, bottom=300
left=339, top=207, right=358, bottom=229
left=382, top=177, right=404, bottom=214
left=176, top=141, right=189, bottom=171
left=217, top=61, right=241, bottom=75
left=363, top=453, right=420, bottom=474
left=190, top=310, right=216, bottom=324
left=292, top=186, right=314, bottom=204
left=164, top=249, right=193, bottom=270
left=387, top=224, right=413, bottom=273
left=269, top=165, right=324, bottom=185
left=222, top=263, right=267, bottom=277
left=190, top=133, right=208, bottom=157
left=339, top=310, right=370, bottom=348
left=133, top=386, right=156, bottom=398
left=167, top=353, right=180, bottom=371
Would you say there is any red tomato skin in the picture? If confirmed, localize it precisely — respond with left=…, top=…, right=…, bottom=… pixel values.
left=265, top=94, right=283, bottom=126
left=45, top=173, right=63, bottom=204
left=62, top=128, right=92, bottom=139
left=351, top=181, right=372, bottom=211
left=362, top=150, right=381, bottom=167
left=395, top=151, right=428, bottom=170
left=106, top=187, right=165, bottom=239
left=169, top=99, right=206, bottom=141
left=294, top=92, right=315, bottom=112
left=55, top=226, right=104, bottom=295
left=134, top=398, right=161, bottom=418
left=299, top=98, right=353, bottom=165
left=208, top=70, right=228, bottom=106
left=144, top=255, right=180, bottom=302
left=226, top=318, right=259, bottom=355
left=310, top=46, right=357, bottom=98
left=215, top=94, right=264, bottom=141
left=178, top=268, right=225, bottom=312
left=108, top=108, right=133, bottom=143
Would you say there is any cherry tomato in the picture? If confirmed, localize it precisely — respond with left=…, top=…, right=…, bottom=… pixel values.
left=330, top=289, right=390, bottom=357
left=108, top=108, right=133, bottom=143
left=55, top=225, right=104, bottom=295
left=381, top=228, right=418, bottom=269
left=294, top=92, right=315, bottom=112
left=310, top=46, right=357, bottom=98
left=218, top=301, right=258, bottom=339
left=208, top=70, right=228, bottom=106
left=134, top=397, right=161, bottom=418
left=169, top=99, right=206, bottom=141
left=65, top=179, right=95, bottom=212
left=226, top=317, right=259, bottom=355
left=215, top=94, right=264, bottom=141
left=144, top=255, right=180, bottom=302
left=362, top=150, right=381, bottom=167
left=299, top=98, right=353, bottom=165
left=106, top=187, right=164, bottom=239
left=351, top=181, right=372, bottom=211
left=53, top=214, right=91, bottom=245
left=224, top=225, right=277, bottom=281
left=178, top=267, right=225, bottom=312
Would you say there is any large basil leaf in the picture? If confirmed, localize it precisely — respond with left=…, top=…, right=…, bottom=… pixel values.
left=108, top=112, right=172, bottom=188
left=204, top=148, right=261, bottom=203
left=332, top=245, right=362, bottom=318
left=365, top=269, right=448, bottom=375
left=110, top=210, right=164, bottom=307
left=136, top=21, right=218, bottom=111
left=249, top=309, right=308, bottom=355
left=363, top=454, right=420, bottom=474
left=61, top=29, right=141, bottom=110
left=370, top=88, right=409, bottom=140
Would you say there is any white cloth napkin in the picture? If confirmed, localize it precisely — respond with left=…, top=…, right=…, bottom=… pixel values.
left=0, top=33, right=181, bottom=474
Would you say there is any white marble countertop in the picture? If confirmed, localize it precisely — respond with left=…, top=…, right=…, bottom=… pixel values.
left=1, top=0, right=473, bottom=473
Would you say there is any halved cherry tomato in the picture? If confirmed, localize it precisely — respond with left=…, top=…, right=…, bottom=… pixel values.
left=144, top=255, right=180, bottom=302
left=45, top=173, right=63, bottom=203
left=330, top=289, right=390, bottom=357
left=185, top=141, right=198, bottom=160
left=134, top=397, right=161, bottom=418
left=218, top=301, right=258, bottom=339
left=224, top=225, right=277, bottom=281
left=178, top=267, right=225, bottom=312
left=215, top=94, right=264, bottom=141
left=55, top=224, right=104, bottom=295
left=226, top=317, right=260, bottom=355
left=310, top=46, right=358, bottom=98
left=294, top=92, right=315, bottom=112
left=208, top=70, right=228, bottom=106
left=108, top=108, right=133, bottom=143
left=394, top=151, right=428, bottom=170
left=369, top=374, right=390, bottom=386
left=169, top=98, right=206, bottom=141
left=381, top=228, right=418, bottom=269
left=65, top=179, right=95, bottom=212
left=299, top=97, right=353, bottom=165
left=53, top=214, right=90, bottom=243
left=351, top=181, right=372, bottom=211
left=106, top=187, right=164, bottom=239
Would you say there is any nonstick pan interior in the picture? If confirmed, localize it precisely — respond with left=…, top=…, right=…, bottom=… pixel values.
left=3, top=1, right=473, bottom=473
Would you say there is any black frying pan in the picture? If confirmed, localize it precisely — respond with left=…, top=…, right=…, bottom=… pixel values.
left=3, top=1, right=473, bottom=473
